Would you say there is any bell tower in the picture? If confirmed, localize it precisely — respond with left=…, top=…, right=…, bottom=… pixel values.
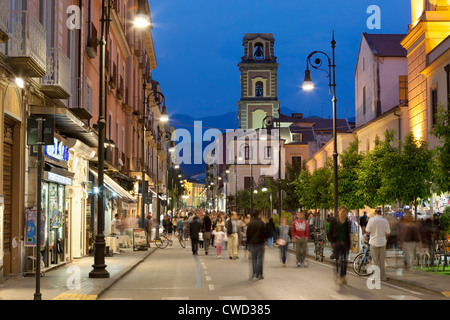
left=237, top=33, right=280, bottom=130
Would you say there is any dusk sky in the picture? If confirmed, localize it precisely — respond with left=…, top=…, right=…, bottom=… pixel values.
left=150, top=0, right=411, bottom=124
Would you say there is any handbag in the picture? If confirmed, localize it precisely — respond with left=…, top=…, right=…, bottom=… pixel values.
left=276, top=239, right=287, bottom=246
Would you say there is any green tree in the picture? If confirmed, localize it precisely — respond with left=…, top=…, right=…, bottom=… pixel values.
left=395, top=133, right=433, bottom=219
left=282, top=163, right=302, bottom=212
left=430, top=104, right=450, bottom=195
left=356, top=130, right=401, bottom=211
left=338, top=139, right=366, bottom=210
left=295, top=164, right=333, bottom=211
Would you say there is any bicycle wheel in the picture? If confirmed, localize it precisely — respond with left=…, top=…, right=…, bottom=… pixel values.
left=179, top=237, right=186, bottom=248
left=155, top=236, right=169, bottom=249
left=353, top=253, right=373, bottom=276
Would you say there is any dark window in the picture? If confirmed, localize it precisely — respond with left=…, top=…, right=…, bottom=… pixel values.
left=254, top=43, right=264, bottom=60
left=431, top=88, right=438, bottom=127
left=255, top=81, right=263, bottom=97
left=292, top=133, right=302, bottom=142
left=244, top=177, right=252, bottom=190
left=244, top=145, right=252, bottom=161
left=399, top=76, right=408, bottom=103
left=292, top=156, right=302, bottom=173
left=363, top=86, right=366, bottom=115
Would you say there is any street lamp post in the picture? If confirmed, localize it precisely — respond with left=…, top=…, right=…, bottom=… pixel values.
left=89, top=0, right=112, bottom=279
left=155, top=121, right=170, bottom=238
left=262, top=116, right=282, bottom=219
left=302, top=31, right=338, bottom=220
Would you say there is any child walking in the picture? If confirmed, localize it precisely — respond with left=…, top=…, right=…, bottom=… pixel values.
left=213, top=225, right=225, bottom=258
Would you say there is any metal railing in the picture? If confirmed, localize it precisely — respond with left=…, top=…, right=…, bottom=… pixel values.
left=0, top=0, right=9, bottom=41
left=40, top=48, right=71, bottom=97
left=7, top=11, right=46, bottom=73
left=70, top=76, right=93, bottom=118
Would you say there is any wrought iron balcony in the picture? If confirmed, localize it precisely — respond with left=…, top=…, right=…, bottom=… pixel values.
left=0, top=0, right=9, bottom=43
left=70, top=77, right=93, bottom=120
left=7, top=11, right=46, bottom=78
left=40, top=48, right=71, bottom=99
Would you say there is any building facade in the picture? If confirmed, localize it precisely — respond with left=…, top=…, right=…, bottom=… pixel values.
left=0, top=0, right=171, bottom=281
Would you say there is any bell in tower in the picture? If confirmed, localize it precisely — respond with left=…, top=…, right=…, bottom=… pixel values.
left=237, top=33, right=281, bottom=130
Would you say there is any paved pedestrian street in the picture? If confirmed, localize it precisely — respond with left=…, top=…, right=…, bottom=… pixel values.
left=98, top=242, right=447, bottom=301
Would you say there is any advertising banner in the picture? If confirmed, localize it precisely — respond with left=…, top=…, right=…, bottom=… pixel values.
left=25, top=207, right=46, bottom=248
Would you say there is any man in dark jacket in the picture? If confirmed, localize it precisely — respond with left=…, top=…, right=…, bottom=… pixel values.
left=246, top=210, right=267, bottom=280
left=189, top=216, right=202, bottom=255
left=329, top=206, right=351, bottom=285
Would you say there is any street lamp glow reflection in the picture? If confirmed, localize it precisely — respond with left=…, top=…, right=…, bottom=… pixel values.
left=134, top=15, right=151, bottom=28
left=15, top=77, right=24, bottom=88
left=134, top=0, right=151, bottom=28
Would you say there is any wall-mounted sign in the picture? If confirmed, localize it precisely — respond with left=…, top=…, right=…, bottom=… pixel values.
left=27, top=117, right=54, bottom=146
left=46, top=172, right=73, bottom=186
left=45, top=138, right=69, bottom=162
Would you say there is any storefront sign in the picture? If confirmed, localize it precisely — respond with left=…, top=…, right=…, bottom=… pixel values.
left=47, top=172, right=73, bottom=185
left=45, top=138, right=69, bottom=162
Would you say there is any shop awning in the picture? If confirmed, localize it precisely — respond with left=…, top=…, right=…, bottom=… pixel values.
left=30, top=105, right=98, bottom=148
left=89, top=169, right=137, bottom=203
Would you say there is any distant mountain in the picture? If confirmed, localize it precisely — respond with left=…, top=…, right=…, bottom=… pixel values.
left=169, top=111, right=238, bottom=179
left=169, top=107, right=353, bottom=179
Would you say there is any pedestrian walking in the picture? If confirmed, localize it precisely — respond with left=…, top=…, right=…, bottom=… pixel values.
left=189, top=216, right=202, bottom=255
left=365, top=208, right=391, bottom=281
left=308, top=213, right=315, bottom=240
left=226, top=212, right=239, bottom=260
left=202, top=213, right=213, bottom=255
left=213, top=225, right=225, bottom=258
left=277, top=216, right=291, bottom=267
left=266, top=217, right=276, bottom=248
left=247, top=210, right=267, bottom=280
left=182, top=216, right=190, bottom=240
left=329, top=206, right=351, bottom=286
left=398, top=210, right=421, bottom=271
left=291, top=211, right=309, bottom=267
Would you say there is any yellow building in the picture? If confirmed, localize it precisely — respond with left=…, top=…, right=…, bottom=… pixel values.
left=400, top=0, right=450, bottom=143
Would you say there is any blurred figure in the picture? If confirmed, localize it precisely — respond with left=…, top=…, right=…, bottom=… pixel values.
left=202, top=212, right=212, bottom=255
left=226, top=212, right=239, bottom=260
left=189, top=216, right=202, bottom=255
left=277, top=216, right=291, bottom=267
left=329, top=206, right=351, bottom=285
left=241, top=216, right=249, bottom=258
left=291, top=211, right=310, bottom=268
left=163, top=215, right=173, bottom=242
left=398, top=210, right=421, bottom=271
left=182, top=216, right=190, bottom=240
left=213, top=225, right=225, bottom=258
left=247, top=210, right=267, bottom=280
left=308, top=213, right=315, bottom=240
left=420, top=218, right=437, bottom=267
left=266, top=217, right=276, bottom=248
left=111, top=213, right=122, bottom=236
left=366, top=208, right=391, bottom=281
left=359, top=211, right=369, bottom=234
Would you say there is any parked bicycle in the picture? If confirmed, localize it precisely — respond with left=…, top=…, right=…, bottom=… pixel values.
left=352, top=235, right=373, bottom=276
left=313, top=227, right=325, bottom=262
left=154, top=230, right=186, bottom=249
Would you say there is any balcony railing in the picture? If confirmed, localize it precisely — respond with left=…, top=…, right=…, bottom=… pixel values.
left=0, top=0, right=10, bottom=43
left=7, top=11, right=46, bottom=77
left=69, top=77, right=93, bottom=119
left=40, top=48, right=71, bottom=99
